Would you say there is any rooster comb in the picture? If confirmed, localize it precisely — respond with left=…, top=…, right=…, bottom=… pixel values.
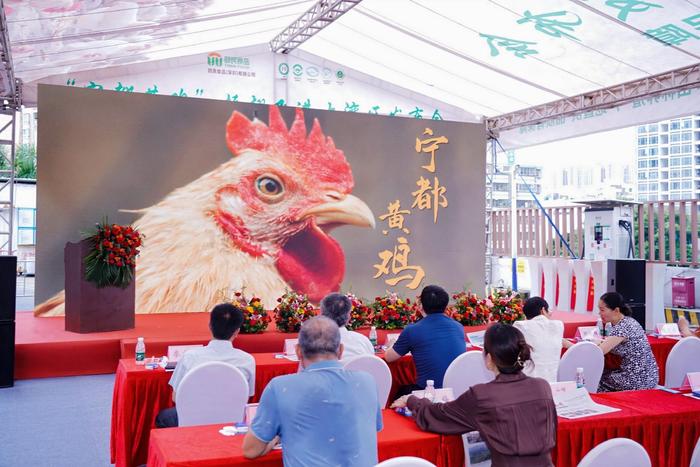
left=225, top=105, right=353, bottom=190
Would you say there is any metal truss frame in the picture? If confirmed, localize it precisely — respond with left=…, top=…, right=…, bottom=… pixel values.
left=270, top=0, right=363, bottom=54
left=487, top=63, right=700, bottom=133
left=0, top=110, right=16, bottom=255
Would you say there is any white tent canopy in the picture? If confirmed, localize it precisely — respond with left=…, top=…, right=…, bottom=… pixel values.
left=6, top=0, right=700, bottom=146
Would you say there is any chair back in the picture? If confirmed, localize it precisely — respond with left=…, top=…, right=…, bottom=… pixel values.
left=691, top=435, right=700, bottom=467
left=375, top=456, right=436, bottom=467
left=175, top=361, right=249, bottom=427
left=343, top=355, right=392, bottom=407
left=576, top=438, right=651, bottom=467
left=443, top=351, right=494, bottom=397
left=558, top=341, right=604, bottom=393
left=665, top=336, right=700, bottom=388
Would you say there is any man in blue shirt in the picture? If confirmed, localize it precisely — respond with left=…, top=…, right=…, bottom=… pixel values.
left=243, top=316, right=383, bottom=466
left=385, top=285, right=465, bottom=395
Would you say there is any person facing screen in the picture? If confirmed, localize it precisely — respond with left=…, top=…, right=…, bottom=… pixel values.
left=513, top=296, right=565, bottom=383
left=384, top=285, right=466, bottom=395
left=391, top=323, right=557, bottom=467
left=596, top=292, right=658, bottom=392
left=320, top=292, right=374, bottom=361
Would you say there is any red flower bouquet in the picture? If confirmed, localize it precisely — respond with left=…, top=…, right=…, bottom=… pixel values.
left=83, top=220, right=143, bottom=288
left=218, top=288, right=271, bottom=334
left=370, top=293, right=417, bottom=330
left=451, top=292, right=491, bottom=325
left=486, top=289, right=524, bottom=324
left=346, top=293, right=370, bottom=330
left=274, top=291, right=317, bottom=333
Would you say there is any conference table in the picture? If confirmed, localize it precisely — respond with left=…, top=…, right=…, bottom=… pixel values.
left=111, top=354, right=417, bottom=467
left=147, top=409, right=451, bottom=467
left=113, top=337, right=678, bottom=467
left=145, top=390, right=700, bottom=467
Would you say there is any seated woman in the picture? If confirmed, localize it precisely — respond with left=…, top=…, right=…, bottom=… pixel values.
left=391, top=323, right=557, bottom=467
left=597, top=292, right=658, bottom=392
left=678, top=315, right=700, bottom=338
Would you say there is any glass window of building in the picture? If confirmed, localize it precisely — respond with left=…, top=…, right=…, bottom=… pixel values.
left=671, top=133, right=681, bottom=143
left=671, top=157, right=682, bottom=166
left=649, top=182, right=658, bottom=191
left=638, top=183, right=648, bottom=191
left=639, top=171, right=647, bottom=180
left=682, top=181, right=692, bottom=189
left=682, top=131, right=692, bottom=141
left=638, top=125, right=646, bottom=134
left=638, top=194, right=647, bottom=201
left=649, top=135, right=659, bottom=144
left=671, top=181, right=681, bottom=190
left=671, top=145, right=681, bottom=155
left=638, top=137, right=647, bottom=145
left=638, top=148, right=647, bottom=157
left=649, top=124, right=659, bottom=132
left=683, top=119, right=693, bottom=129
left=671, top=120, right=681, bottom=130
left=682, top=144, right=693, bottom=153
left=682, top=168, right=693, bottom=178
left=649, top=147, right=659, bottom=156
left=683, top=156, right=693, bottom=165
left=17, top=208, right=36, bottom=245
left=650, top=160, right=659, bottom=168
left=671, top=169, right=681, bottom=178
left=638, top=160, right=647, bottom=168
left=649, top=170, right=659, bottom=180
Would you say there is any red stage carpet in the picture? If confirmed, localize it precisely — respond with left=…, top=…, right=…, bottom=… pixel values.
left=14, top=311, right=595, bottom=379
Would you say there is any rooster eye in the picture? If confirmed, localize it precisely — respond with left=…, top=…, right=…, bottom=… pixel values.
left=255, top=175, right=284, bottom=200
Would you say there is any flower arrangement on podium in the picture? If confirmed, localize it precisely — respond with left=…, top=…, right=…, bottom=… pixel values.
left=487, top=289, right=524, bottom=324
left=370, top=293, right=417, bottom=330
left=83, top=219, right=143, bottom=288
left=346, top=293, right=370, bottom=330
left=217, top=288, right=271, bottom=334
left=274, top=291, right=317, bottom=333
left=451, top=292, right=491, bottom=326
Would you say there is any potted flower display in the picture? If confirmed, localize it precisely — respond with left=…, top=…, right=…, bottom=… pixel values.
left=274, top=291, right=317, bottom=332
left=451, top=292, right=491, bottom=326
left=370, top=293, right=417, bottom=330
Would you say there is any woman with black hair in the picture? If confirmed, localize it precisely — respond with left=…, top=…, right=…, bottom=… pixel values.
left=596, top=292, right=658, bottom=392
left=391, top=323, right=557, bottom=467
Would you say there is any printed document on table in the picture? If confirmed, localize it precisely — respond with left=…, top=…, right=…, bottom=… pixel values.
left=553, top=387, right=621, bottom=419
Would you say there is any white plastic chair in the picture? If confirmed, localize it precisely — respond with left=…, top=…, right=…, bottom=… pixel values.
left=443, top=351, right=494, bottom=467
left=576, top=438, right=651, bottom=467
left=343, top=355, right=392, bottom=407
left=558, top=341, right=604, bottom=393
left=175, top=361, right=249, bottom=427
left=665, top=336, right=700, bottom=388
left=443, top=350, right=494, bottom=398
left=375, top=456, right=436, bottom=467
left=690, top=435, right=700, bottom=467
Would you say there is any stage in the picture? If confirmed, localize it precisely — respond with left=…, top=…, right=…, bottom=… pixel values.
left=14, top=311, right=597, bottom=380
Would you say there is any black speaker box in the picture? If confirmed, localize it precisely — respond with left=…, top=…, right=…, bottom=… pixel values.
left=0, top=321, right=14, bottom=388
left=606, top=259, right=646, bottom=304
left=0, top=256, right=16, bottom=321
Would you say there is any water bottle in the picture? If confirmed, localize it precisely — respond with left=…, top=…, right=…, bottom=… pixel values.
left=575, top=367, right=585, bottom=389
left=424, top=379, right=436, bottom=402
left=605, top=322, right=612, bottom=337
left=135, top=337, right=146, bottom=365
left=369, top=326, right=378, bottom=351
left=596, top=317, right=604, bottom=337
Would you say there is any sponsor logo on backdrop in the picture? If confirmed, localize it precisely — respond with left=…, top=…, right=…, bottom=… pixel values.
left=292, top=64, right=303, bottom=78
left=207, top=51, right=255, bottom=77
left=278, top=63, right=289, bottom=77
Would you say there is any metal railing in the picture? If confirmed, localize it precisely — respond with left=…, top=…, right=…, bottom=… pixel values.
left=490, top=200, right=700, bottom=266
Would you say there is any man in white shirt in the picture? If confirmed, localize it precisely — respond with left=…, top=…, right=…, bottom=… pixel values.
left=155, top=303, right=256, bottom=427
left=320, top=293, right=374, bottom=360
left=513, top=297, right=564, bottom=383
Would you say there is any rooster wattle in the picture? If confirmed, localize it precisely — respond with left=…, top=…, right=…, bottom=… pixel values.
left=35, top=106, right=375, bottom=316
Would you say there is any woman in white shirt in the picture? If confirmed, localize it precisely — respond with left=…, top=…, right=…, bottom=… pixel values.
left=513, top=297, right=564, bottom=382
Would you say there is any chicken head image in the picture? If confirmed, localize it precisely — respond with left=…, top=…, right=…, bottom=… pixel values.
left=35, top=105, right=375, bottom=315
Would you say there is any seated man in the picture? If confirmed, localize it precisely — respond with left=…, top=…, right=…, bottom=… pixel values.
left=320, top=292, right=374, bottom=361
left=155, top=303, right=255, bottom=428
left=514, top=296, right=564, bottom=383
left=385, top=285, right=465, bottom=395
left=243, top=316, right=383, bottom=466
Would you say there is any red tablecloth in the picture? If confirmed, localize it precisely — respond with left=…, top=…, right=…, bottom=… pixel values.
left=111, top=355, right=417, bottom=467
left=147, top=410, right=459, bottom=467
left=556, top=390, right=700, bottom=467
left=646, top=336, right=677, bottom=385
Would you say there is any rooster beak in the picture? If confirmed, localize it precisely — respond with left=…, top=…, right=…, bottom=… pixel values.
left=302, top=193, right=376, bottom=229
